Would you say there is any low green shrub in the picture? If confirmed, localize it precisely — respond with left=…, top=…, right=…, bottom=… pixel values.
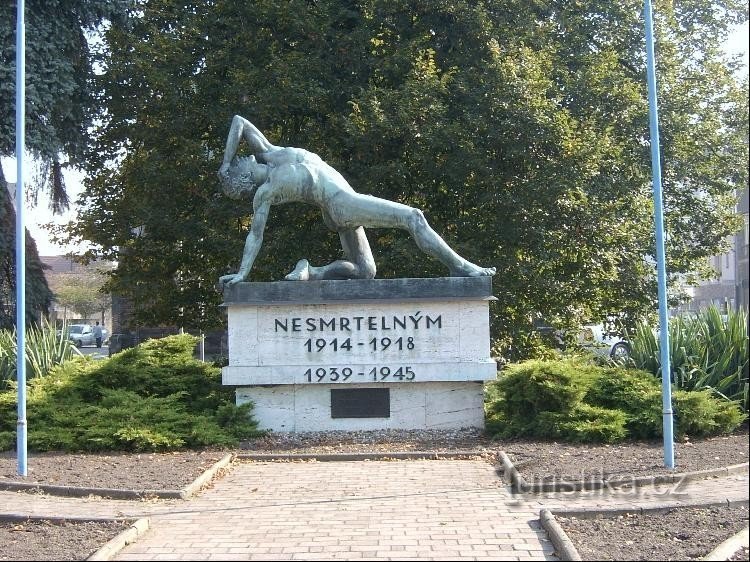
left=487, top=358, right=602, bottom=440
left=0, top=334, right=263, bottom=452
left=496, top=359, right=600, bottom=418
left=486, top=357, right=746, bottom=443
left=0, top=431, right=12, bottom=450
left=585, top=369, right=663, bottom=439
left=537, top=404, right=628, bottom=443
left=672, top=389, right=746, bottom=437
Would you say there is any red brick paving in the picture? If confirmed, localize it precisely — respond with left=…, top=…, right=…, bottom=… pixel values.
left=0, top=458, right=747, bottom=561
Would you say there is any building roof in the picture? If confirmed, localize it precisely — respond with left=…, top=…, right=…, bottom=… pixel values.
left=40, top=255, right=115, bottom=275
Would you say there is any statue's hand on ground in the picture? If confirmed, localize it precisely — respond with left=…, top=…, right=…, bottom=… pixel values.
left=218, top=162, right=231, bottom=178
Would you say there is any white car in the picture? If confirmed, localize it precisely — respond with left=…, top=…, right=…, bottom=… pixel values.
left=65, top=324, right=110, bottom=347
left=578, top=324, right=631, bottom=361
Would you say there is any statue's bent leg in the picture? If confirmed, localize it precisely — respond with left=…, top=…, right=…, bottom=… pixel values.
left=284, top=227, right=376, bottom=281
left=339, top=227, right=376, bottom=279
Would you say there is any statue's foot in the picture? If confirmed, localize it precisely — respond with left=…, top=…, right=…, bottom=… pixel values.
left=285, top=259, right=311, bottom=281
left=218, top=272, right=245, bottom=289
left=450, top=263, right=496, bottom=277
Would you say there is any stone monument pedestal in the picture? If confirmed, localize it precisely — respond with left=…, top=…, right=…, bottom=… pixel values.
left=222, top=278, right=496, bottom=432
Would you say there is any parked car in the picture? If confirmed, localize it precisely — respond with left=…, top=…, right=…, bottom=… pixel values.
left=578, top=324, right=631, bottom=361
left=65, top=324, right=109, bottom=347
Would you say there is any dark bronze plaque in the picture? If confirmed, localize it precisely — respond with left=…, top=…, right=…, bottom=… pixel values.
left=331, top=388, right=390, bottom=418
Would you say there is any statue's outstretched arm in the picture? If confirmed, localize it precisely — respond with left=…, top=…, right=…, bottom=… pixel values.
left=220, top=115, right=279, bottom=174
left=219, top=197, right=272, bottom=288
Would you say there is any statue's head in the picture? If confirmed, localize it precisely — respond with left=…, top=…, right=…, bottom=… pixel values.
left=218, top=155, right=267, bottom=199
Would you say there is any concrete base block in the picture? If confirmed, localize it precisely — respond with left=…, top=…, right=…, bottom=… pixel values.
left=236, top=381, right=486, bottom=432
left=225, top=278, right=495, bottom=433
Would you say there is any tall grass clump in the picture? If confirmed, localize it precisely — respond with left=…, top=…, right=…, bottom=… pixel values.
left=0, top=334, right=263, bottom=452
left=0, top=320, right=82, bottom=389
left=629, top=305, right=748, bottom=411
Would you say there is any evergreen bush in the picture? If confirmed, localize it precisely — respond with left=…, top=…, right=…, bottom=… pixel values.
left=496, top=359, right=598, bottom=417
left=0, top=334, right=263, bottom=452
left=585, top=368, right=663, bottom=439
left=672, top=389, right=746, bottom=438
left=486, top=357, right=746, bottom=443
left=537, top=404, right=628, bottom=443
left=488, top=358, right=601, bottom=439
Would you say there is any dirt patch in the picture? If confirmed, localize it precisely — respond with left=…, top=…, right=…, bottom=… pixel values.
left=557, top=505, right=749, bottom=561
left=505, top=426, right=749, bottom=484
left=2, top=428, right=746, bottom=490
left=0, top=519, right=129, bottom=561
left=0, top=449, right=228, bottom=490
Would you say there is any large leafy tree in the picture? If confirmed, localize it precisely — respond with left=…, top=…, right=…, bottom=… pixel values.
left=67, top=0, right=747, bottom=354
left=0, top=0, right=130, bottom=211
left=47, top=268, right=112, bottom=324
left=0, top=166, right=52, bottom=329
left=0, top=0, right=129, bottom=328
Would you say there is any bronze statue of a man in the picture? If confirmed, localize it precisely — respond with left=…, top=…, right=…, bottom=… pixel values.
left=218, top=115, right=495, bottom=287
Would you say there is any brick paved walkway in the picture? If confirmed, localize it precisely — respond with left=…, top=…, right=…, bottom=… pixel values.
left=0, top=458, right=747, bottom=561
left=115, top=460, right=554, bottom=561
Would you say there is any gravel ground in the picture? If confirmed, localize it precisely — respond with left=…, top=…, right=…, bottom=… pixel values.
left=557, top=505, right=749, bottom=561
left=0, top=520, right=129, bottom=561
left=0, top=449, right=228, bottom=491
left=505, top=425, right=749, bottom=484
left=0, top=426, right=747, bottom=561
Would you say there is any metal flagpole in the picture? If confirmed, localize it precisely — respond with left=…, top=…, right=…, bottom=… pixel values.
left=644, top=0, right=675, bottom=469
left=15, top=0, right=28, bottom=477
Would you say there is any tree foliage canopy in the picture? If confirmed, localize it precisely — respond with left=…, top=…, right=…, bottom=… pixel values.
left=48, top=268, right=112, bottom=323
left=0, top=0, right=130, bottom=211
left=0, top=167, right=52, bottom=329
left=1, top=1, right=127, bottom=328
left=66, top=0, right=748, bottom=356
